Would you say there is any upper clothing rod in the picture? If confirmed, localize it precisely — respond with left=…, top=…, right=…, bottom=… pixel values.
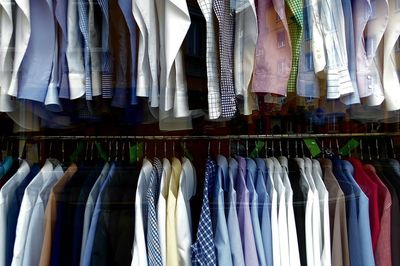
left=4, top=132, right=400, bottom=141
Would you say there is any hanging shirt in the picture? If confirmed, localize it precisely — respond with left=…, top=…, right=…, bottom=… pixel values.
left=338, top=160, right=375, bottom=266
left=197, top=0, right=221, bottom=119
left=12, top=160, right=54, bottom=266
left=226, top=157, right=245, bottom=266
left=364, top=164, right=392, bottom=266
left=319, top=0, right=354, bottom=100
left=347, top=158, right=380, bottom=250
left=312, top=159, right=331, bottom=266
left=265, top=158, right=280, bottom=266
left=319, top=159, right=350, bottom=266
left=383, top=0, right=400, bottom=111
left=372, top=160, right=400, bottom=266
left=271, top=157, right=290, bottom=266
left=245, top=158, right=266, bottom=266
left=166, top=158, right=182, bottom=266
left=340, top=0, right=361, bottom=105
left=132, top=159, right=153, bottom=266
left=90, top=164, right=139, bottom=266
left=0, top=0, right=16, bottom=112
left=22, top=164, right=64, bottom=266
left=294, top=158, right=315, bottom=266
left=117, top=0, right=138, bottom=105
left=254, top=158, right=273, bottom=266
left=79, top=163, right=110, bottom=266
left=6, top=164, right=40, bottom=266
left=176, top=158, right=197, bottom=265
left=157, top=158, right=171, bottom=266
left=304, top=157, right=322, bottom=266
left=279, top=156, right=301, bottom=266
left=66, top=0, right=85, bottom=100
left=212, top=155, right=233, bottom=265
left=253, top=0, right=292, bottom=96
left=234, top=0, right=258, bottom=115
left=0, top=160, right=30, bottom=266
left=309, top=0, right=326, bottom=73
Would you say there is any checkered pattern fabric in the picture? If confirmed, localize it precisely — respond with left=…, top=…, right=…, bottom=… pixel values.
left=286, top=0, right=303, bottom=93
left=77, top=0, right=93, bottom=100
left=213, top=0, right=237, bottom=118
left=191, top=160, right=217, bottom=266
left=97, top=0, right=113, bottom=98
left=146, top=158, right=163, bottom=266
left=198, top=0, right=222, bottom=120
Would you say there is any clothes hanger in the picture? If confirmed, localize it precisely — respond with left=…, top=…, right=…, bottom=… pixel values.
left=390, top=138, right=396, bottom=159
left=264, top=140, right=268, bottom=158
left=286, top=140, right=290, bottom=159
left=360, top=139, right=364, bottom=161
left=295, top=139, right=299, bottom=158
left=115, top=140, right=119, bottom=162
left=246, top=139, right=249, bottom=158
left=279, top=140, right=283, bottom=157
left=218, top=138, right=221, bottom=156
left=207, top=141, right=211, bottom=159
left=375, top=138, right=380, bottom=160
left=122, top=141, right=126, bottom=162
left=321, top=139, right=325, bottom=159
left=336, top=139, right=341, bottom=159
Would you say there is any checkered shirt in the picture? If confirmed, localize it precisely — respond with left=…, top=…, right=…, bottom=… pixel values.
left=286, top=0, right=304, bottom=93
left=146, top=158, right=163, bottom=266
left=213, top=0, right=237, bottom=118
left=191, top=160, right=217, bottom=266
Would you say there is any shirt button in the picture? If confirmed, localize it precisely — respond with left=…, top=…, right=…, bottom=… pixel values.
left=368, top=85, right=373, bottom=90
left=367, top=75, right=371, bottom=80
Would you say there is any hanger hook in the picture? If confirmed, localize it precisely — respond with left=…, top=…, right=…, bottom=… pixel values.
left=62, top=141, right=65, bottom=163
left=265, top=140, right=268, bottom=158
left=376, top=138, right=380, bottom=160
left=301, top=141, right=305, bottom=157
left=90, top=141, right=94, bottom=161
left=360, top=139, right=364, bottom=161
left=84, top=141, right=89, bottom=161
left=154, top=141, right=157, bottom=158
left=336, top=139, right=341, bottom=159
left=391, top=138, right=396, bottom=159
left=144, top=141, right=147, bottom=159
left=279, top=140, right=283, bottom=157
left=164, top=141, right=167, bottom=158
left=321, top=139, right=325, bottom=158
left=236, top=139, right=240, bottom=156
left=246, top=139, right=249, bottom=157
left=208, top=141, right=211, bottom=158
left=108, top=140, right=112, bottom=162
left=218, top=138, right=221, bottom=155
left=115, top=141, right=119, bottom=162
left=271, top=141, right=275, bottom=157
left=122, top=142, right=126, bottom=161
left=295, top=140, right=298, bottom=158
left=287, top=140, right=290, bottom=159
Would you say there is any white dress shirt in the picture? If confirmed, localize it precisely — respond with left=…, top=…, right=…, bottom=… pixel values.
left=12, top=160, right=54, bottom=266
left=265, top=158, right=281, bottom=266
left=279, top=156, right=301, bottom=266
left=80, top=163, right=110, bottom=266
left=157, top=158, right=171, bottom=266
left=66, top=0, right=85, bottom=99
left=176, top=158, right=197, bottom=266
left=158, top=0, right=193, bottom=131
left=0, top=161, right=30, bottom=266
left=312, top=159, right=331, bottom=266
left=304, top=158, right=322, bottom=266
left=310, top=0, right=326, bottom=73
left=234, top=0, right=258, bottom=115
left=8, top=0, right=30, bottom=98
left=295, top=158, right=315, bottom=266
left=383, top=0, right=400, bottom=111
left=131, top=159, right=153, bottom=266
left=0, top=0, right=15, bottom=112
left=271, top=158, right=290, bottom=266
left=22, top=164, right=64, bottom=266
left=132, top=0, right=150, bottom=98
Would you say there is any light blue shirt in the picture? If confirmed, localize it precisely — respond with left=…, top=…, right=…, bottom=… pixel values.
left=341, top=160, right=375, bottom=266
left=246, top=158, right=266, bottom=266
left=81, top=163, right=115, bottom=266
left=212, top=156, right=233, bottom=266
left=255, top=158, right=273, bottom=266
left=18, top=0, right=56, bottom=103
left=225, top=158, right=245, bottom=266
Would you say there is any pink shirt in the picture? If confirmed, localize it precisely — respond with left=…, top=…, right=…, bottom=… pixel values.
left=252, top=0, right=291, bottom=96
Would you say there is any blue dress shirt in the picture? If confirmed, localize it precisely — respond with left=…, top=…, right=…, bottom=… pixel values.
left=18, top=0, right=56, bottom=103
left=81, top=163, right=115, bottom=266
left=212, top=155, right=233, bottom=266
left=0, top=156, right=14, bottom=179
left=246, top=158, right=267, bottom=266
left=255, top=158, right=273, bottom=266
left=341, top=160, right=375, bottom=266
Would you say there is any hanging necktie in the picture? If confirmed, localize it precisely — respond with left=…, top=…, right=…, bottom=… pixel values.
left=191, top=160, right=217, bottom=266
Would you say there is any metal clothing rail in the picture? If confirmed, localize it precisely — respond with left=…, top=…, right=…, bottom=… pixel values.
left=6, top=132, right=400, bottom=141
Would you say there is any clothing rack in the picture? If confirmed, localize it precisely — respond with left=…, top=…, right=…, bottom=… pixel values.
left=5, top=132, right=400, bottom=141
